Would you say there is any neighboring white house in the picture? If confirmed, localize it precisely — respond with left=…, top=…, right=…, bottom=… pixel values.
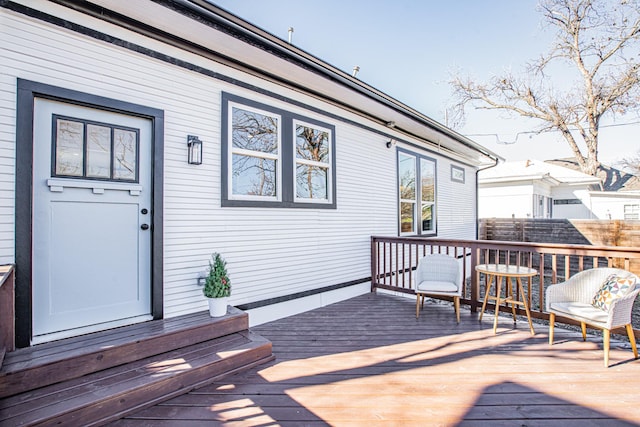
left=0, top=1, right=499, bottom=348
left=547, top=158, right=640, bottom=220
left=587, top=190, right=640, bottom=220
left=478, top=159, right=640, bottom=219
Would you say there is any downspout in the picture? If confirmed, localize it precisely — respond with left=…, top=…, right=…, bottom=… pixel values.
left=470, top=156, right=500, bottom=314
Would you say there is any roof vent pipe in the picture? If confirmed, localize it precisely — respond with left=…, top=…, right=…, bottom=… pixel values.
left=288, top=27, right=294, bottom=44
left=352, top=65, right=360, bottom=77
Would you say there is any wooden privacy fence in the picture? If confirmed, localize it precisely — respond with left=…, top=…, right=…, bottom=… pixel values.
left=371, top=236, right=640, bottom=336
left=480, top=218, right=640, bottom=246
left=479, top=218, right=640, bottom=274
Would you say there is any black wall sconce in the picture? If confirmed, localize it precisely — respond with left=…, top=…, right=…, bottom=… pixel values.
left=187, top=135, right=203, bottom=165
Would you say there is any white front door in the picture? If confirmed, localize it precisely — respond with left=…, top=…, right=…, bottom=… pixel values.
left=32, top=98, right=153, bottom=344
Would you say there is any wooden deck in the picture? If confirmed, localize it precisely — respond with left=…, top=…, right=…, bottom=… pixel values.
left=109, top=292, right=640, bottom=426
left=0, top=307, right=273, bottom=426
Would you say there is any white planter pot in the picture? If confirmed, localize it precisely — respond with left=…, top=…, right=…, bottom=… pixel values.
left=207, top=297, right=229, bottom=317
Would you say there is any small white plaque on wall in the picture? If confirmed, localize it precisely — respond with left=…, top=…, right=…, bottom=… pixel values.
left=451, top=165, right=465, bottom=183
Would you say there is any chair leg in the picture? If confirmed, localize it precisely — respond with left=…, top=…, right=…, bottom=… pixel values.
left=549, top=312, right=555, bottom=345
left=626, top=324, right=638, bottom=359
left=603, top=329, right=610, bottom=368
left=416, top=294, right=420, bottom=318
left=581, top=322, right=587, bottom=341
left=454, top=296, right=460, bottom=324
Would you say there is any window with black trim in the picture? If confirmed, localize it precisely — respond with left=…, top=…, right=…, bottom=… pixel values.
left=222, top=93, right=336, bottom=208
left=52, top=115, right=139, bottom=182
left=398, top=149, right=436, bottom=235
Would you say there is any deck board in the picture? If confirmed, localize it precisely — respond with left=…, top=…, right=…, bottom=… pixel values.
left=110, top=292, right=640, bottom=426
left=0, top=309, right=249, bottom=398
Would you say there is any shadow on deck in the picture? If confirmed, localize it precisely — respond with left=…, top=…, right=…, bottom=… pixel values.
left=111, top=292, right=640, bottom=426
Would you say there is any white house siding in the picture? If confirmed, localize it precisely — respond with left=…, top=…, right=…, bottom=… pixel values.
left=0, top=5, right=480, bottom=318
left=551, top=186, right=593, bottom=219
left=0, top=79, right=14, bottom=264
left=588, top=195, right=619, bottom=219
left=586, top=192, right=640, bottom=220
left=479, top=182, right=535, bottom=218
left=435, top=161, right=478, bottom=239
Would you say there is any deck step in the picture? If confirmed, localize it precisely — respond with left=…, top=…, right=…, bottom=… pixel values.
left=0, top=330, right=273, bottom=427
left=0, top=307, right=249, bottom=398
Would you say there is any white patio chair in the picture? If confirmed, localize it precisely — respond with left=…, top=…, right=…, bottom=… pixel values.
left=546, top=267, right=640, bottom=367
left=415, top=254, right=462, bottom=322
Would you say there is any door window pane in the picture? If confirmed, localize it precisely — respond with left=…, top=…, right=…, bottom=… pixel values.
left=86, top=124, right=111, bottom=178
left=113, top=128, right=137, bottom=181
left=55, top=119, right=84, bottom=176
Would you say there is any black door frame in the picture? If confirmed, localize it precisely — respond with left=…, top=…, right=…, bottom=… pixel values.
left=15, top=79, right=164, bottom=348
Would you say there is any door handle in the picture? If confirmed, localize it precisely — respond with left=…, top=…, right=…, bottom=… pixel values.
left=141, top=224, right=150, bottom=230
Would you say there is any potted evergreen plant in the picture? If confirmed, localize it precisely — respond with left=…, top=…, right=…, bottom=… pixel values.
left=203, top=253, right=231, bottom=317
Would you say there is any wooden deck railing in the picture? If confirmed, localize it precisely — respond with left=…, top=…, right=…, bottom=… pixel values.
left=371, top=236, right=640, bottom=335
left=0, top=264, right=15, bottom=364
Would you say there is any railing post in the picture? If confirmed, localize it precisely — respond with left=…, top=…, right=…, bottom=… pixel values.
left=470, top=245, right=479, bottom=313
left=0, top=264, right=16, bottom=357
left=370, top=236, right=377, bottom=293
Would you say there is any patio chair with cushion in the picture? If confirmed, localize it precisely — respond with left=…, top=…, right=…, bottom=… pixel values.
left=546, top=267, right=640, bottom=367
left=415, top=253, right=462, bottom=322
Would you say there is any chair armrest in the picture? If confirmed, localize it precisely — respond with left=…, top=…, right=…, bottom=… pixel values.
left=546, top=277, right=596, bottom=310
left=606, top=289, right=640, bottom=329
left=545, top=268, right=634, bottom=311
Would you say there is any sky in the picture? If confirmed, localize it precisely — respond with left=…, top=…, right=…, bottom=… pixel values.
left=211, top=0, right=640, bottom=167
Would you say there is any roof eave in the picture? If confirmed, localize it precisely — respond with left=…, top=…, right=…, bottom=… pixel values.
left=178, top=0, right=502, bottom=164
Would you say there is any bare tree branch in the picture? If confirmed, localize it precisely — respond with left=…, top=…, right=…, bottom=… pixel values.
left=449, top=0, right=640, bottom=176
left=619, top=149, right=640, bottom=175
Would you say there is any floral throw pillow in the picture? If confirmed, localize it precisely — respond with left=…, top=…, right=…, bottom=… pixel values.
left=591, top=274, right=638, bottom=311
